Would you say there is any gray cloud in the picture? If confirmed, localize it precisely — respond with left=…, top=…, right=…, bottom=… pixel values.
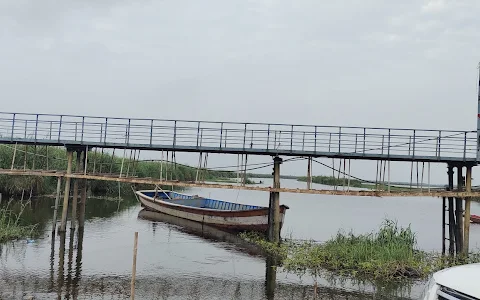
left=1, top=0, right=479, bottom=182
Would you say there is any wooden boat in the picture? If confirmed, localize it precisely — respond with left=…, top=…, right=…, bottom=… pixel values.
left=471, top=214, right=480, bottom=224
left=135, top=190, right=289, bottom=233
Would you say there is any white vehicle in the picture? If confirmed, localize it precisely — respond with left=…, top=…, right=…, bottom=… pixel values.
left=422, top=263, right=479, bottom=300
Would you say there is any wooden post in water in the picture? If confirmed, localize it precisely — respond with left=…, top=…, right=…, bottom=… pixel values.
left=130, top=232, right=139, bottom=300
left=268, top=156, right=282, bottom=243
left=59, top=150, right=74, bottom=232
left=447, top=164, right=455, bottom=256
left=442, top=197, right=446, bottom=256
left=78, top=151, right=88, bottom=228
left=51, top=176, right=62, bottom=233
left=70, top=151, right=82, bottom=231
left=307, top=157, right=312, bottom=190
left=455, top=165, right=464, bottom=254
left=464, top=166, right=472, bottom=255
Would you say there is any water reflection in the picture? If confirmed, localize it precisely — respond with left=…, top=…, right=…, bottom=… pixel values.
left=47, top=228, right=85, bottom=299
left=0, top=193, right=432, bottom=299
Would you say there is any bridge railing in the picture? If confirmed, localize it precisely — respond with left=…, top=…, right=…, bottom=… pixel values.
left=0, top=112, right=476, bottom=160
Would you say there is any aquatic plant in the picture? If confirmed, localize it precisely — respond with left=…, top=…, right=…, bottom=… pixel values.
left=0, top=200, right=38, bottom=242
left=241, top=220, right=480, bottom=282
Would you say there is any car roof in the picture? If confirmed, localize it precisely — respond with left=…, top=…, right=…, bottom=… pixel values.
left=433, top=263, right=480, bottom=298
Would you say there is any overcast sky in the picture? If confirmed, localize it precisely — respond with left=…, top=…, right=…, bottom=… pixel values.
left=1, top=0, right=479, bottom=184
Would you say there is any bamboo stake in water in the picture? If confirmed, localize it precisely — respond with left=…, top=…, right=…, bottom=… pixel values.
left=131, top=232, right=138, bottom=300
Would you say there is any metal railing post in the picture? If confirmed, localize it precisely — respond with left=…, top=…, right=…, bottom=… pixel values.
left=243, top=124, right=247, bottom=150
left=412, top=130, right=416, bottom=158
left=354, top=134, right=358, bottom=153
left=104, top=118, right=108, bottom=145
left=314, top=126, right=317, bottom=153
left=34, top=114, right=38, bottom=142
left=464, top=132, right=467, bottom=161
left=363, top=128, right=366, bottom=155
left=10, top=113, right=16, bottom=141
left=196, top=122, right=200, bottom=148
left=81, top=117, right=85, bottom=142
left=173, top=121, right=177, bottom=148
left=290, top=125, right=294, bottom=152
left=150, top=120, right=153, bottom=146
left=219, top=122, right=223, bottom=148
left=58, top=115, right=63, bottom=142
left=387, top=129, right=391, bottom=158
left=49, top=121, right=52, bottom=140
left=127, top=119, right=131, bottom=145
left=267, top=124, right=270, bottom=150
left=338, top=127, right=341, bottom=153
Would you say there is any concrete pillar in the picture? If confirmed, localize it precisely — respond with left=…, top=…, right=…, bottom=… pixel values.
left=447, top=164, right=455, bottom=256
left=464, top=166, right=472, bottom=255
left=51, top=176, right=62, bottom=233
left=268, top=156, right=282, bottom=243
left=70, top=151, right=82, bottom=231
left=456, top=165, right=463, bottom=254
left=59, top=150, right=74, bottom=232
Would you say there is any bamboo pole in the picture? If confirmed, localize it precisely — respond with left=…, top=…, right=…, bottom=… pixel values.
left=130, top=232, right=139, bottom=300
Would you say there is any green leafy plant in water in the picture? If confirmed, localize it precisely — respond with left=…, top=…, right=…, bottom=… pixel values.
left=240, top=219, right=480, bottom=283
left=0, top=199, right=39, bottom=242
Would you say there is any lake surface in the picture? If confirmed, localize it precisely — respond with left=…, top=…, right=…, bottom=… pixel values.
left=1, top=178, right=479, bottom=299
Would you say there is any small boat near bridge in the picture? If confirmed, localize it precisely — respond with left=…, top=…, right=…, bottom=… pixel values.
left=135, top=190, right=289, bottom=233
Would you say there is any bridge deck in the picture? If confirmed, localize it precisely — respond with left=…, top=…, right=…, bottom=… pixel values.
left=0, top=112, right=477, bottom=164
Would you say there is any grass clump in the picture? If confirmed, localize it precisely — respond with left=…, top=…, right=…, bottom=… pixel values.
left=241, top=220, right=480, bottom=281
left=0, top=202, right=38, bottom=242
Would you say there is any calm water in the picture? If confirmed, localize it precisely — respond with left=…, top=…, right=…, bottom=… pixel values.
left=1, top=179, right=480, bottom=299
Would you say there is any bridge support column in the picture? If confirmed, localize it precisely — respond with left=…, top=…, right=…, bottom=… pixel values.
left=447, top=164, right=455, bottom=256
left=455, top=165, right=464, bottom=254
left=79, top=151, right=88, bottom=228
left=70, top=151, right=82, bottom=231
left=307, top=157, right=312, bottom=190
left=464, top=166, right=472, bottom=255
left=51, top=176, right=62, bottom=233
left=268, top=156, right=282, bottom=243
left=59, top=150, right=74, bottom=232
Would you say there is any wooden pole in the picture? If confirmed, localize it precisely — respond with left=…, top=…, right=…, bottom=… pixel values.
left=456, top=166, right=463, bottom=254
left=306, top=157, right=311, bottom=190
left=447, top=164, right=455, bottom=256
left=130, top=232, right=139, bottom=300
left=52, top=176, right=62, bottom=233
left=11, top=142, right=17, bottom=170
left=464, top=166, right=472, bottom=255
left=268, top=157, right=282, bottom=243
left=59, top=150, right=74, bottom=232
left=442, top=196, right=446, bottom=256
left=79, top=151, right=88, bottom=228
left=70, top=151, right=81, bottom=231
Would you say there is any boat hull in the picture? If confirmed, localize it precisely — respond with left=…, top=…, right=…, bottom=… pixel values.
left=471, top=214, right=480, bottom=224
left=136, top=191, right=288, bottom=233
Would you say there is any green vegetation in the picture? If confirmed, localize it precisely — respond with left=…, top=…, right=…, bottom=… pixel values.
left=0, top=201, right=39, bottom=242
left=241, top=220, right=480, bottom=282
left=298, top=175, right=364, bottom=188
left=0, top=145, right=257, bottom=198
